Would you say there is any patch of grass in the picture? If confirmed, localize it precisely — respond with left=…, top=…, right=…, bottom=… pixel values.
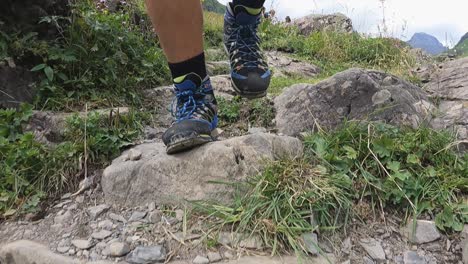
left=204, top=12, right=224, bottom=49
left=2, top=1, right=170, bottom=110
left=0, top=104, right=148, bottom=217
left=217, top=97, right=275, bottom=129
left=196, top=122, right=467, bottom=255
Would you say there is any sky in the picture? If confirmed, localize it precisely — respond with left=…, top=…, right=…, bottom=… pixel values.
left=218, top=0, right=468, bottom=47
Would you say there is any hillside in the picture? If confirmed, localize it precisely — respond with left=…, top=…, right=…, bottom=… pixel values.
left=452, top=32, right=468, bottom=57
left=408, top=32, right=447, bottom=55
left=202, top=0, right=225, bottom=14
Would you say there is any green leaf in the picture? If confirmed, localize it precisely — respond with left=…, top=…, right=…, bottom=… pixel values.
left=343, top=146, right=358, bottom=159
left=407, top=154, right=420, bottom=165
left=3, top=208, right=16, bottom=217
left=387, top=161, right=400, bottom=172
left=44, top=66, right=54, bottom=81
left=30, top=64, right=46, bottom=71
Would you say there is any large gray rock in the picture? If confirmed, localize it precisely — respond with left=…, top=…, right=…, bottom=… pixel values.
left=126, top=245, right=166, bottom=263
left=275, top=68, right=432, bottom=136
left=294, top=13, right=353, bottom=36
left=359, top=238, right=386, bottom=261
left=0, top=240, right=111, bottom=264
left=426, top=57, right=468, bottom=151
left=102, top=133, right=303, bottom=206
left=402, top=220, right=441, bottom=244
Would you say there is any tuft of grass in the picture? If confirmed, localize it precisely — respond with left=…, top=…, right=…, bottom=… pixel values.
left=217, top=97, right=275, bottom=129
left=196, top=122, right=467, bottom=255
left=204, top=11, right=224, bottom=49
left=0, top=104, right=148, bottom=217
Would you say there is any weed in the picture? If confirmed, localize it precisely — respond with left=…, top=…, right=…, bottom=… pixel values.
left=217, top=97, right=275, bottom=129
left=196, top=122, right=467, bottom=255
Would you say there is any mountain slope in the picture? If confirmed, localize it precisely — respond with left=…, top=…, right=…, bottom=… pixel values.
left=452, top=32, right=468, bottom=57
left=407, top=32, right=447, bottom=55
left=202, top=0, right=225, bottom=14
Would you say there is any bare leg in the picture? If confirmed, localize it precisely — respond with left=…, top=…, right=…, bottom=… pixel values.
left=145, top=0, right=204, bottom=63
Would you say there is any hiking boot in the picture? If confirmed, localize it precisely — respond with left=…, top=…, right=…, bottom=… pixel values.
left=224, top=3, right=271, bottom=99
left=162, top=73, right=218, bottom=154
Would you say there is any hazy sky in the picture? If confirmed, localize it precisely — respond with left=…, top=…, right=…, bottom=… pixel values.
left=218, top=0, right=468, bottom=47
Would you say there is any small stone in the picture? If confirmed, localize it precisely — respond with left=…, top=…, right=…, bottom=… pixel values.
left=83, top=249, right=90, bottom=258
left=148, top=211, right=162, bottom=223
left=92, top=230, right=113, bottom=240
left=175, top=209, right=184, bottom=221
left=67, top=204, right=78, bottom=211
left=239, top=235, right=264, bottom=250
left=193, top=255, right=209, bottom=264
left=54, top=210, right=72, bottom=225
left=75, top=196, right=85, bottom=203
left=98, top=220, right=114, bottom=230
left=224, top=251, right=234, bottom=259
left=108, top=242, right=130, bottom=257
left=68, top=248, right=76, bottom=255
left=126, top=245, right=166, bottom=263
left=403, top=251, right=426, bottom=264
left=302, top=232, right=319, bottom=255
left=72, top=239, right=95, bottom=250
left=61, top=193, right=72, bottom=200
left=342, top=237, right=352, bottom=254
left=207, top=251, right=222, bottom=263
left=359, top=238, right=386, bottom=261
left=403, top=220, right=441, bottom=244
left=129, top=211, right=147, bottom=222
left=148, top=202, right=156, bottom=211
left=57, top=246, right=70, bottom=253
left=90, top=251, right=100, bottom=261
left=87, top=204, right=110, bottom=220
left=109, top=213, right=126, bottom=223
left=363, top=256, right=375, bottom=264
left=462, top=237, right=468, bottom=264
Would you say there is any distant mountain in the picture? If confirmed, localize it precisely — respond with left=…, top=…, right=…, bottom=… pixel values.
left=407, top=32, right=447, bottom=55
left=452, top=32, right=468, bottom=57
left=202, top=0, right=225, bottom=14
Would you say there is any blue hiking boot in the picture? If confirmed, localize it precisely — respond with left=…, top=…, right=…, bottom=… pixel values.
left=224, top=3, right=271, bottom=99
left=162, top=73, right=218, bottom=154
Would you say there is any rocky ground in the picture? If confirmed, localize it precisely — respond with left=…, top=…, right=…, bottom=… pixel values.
left=1, top=52, right=467, bottom=264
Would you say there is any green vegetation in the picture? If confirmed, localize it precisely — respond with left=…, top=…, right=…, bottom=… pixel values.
left=1, top=1, right=170, bottom=110
left=196, top=122, right=467, bottom=254
left=202, top=0, right=226, bottom=14
left=0, top=105, right=147, bottom=217
left=217, top=97, right=275, bottom=128
left=451, top=32, right=468, bottom=57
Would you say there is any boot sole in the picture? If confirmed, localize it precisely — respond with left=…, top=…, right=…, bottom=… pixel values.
left=223, top=44, right=267, bottom=100
left=166, top=134, right=213, bottom=155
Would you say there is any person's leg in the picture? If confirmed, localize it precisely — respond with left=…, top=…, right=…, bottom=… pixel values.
left=145, top=0, right=218, bottom=154
left=224, top=0, right=271, bottom=99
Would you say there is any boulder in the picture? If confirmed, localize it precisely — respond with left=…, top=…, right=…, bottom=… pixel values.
left=0, top=240, right=79, bottom=264
left=102, top=133, right=303, bottom=206
left=274, top=68, right=433, bottom=136
left=0, top=66, right=37, bottom=108
left=293, top=13, right=353, bottom=36
left=426, top=57, right=468, bottom=151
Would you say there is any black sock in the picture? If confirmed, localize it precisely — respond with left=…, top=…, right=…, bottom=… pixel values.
left=231, top=0, right=265, bottom=15
left=168, top=52, right=207, bottom=81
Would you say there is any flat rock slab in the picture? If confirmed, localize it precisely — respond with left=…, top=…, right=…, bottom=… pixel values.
left=266, top=51, right=320, bottom=78
left=102, top=133, right=303, bottom=207
left=0, top=240, right=117, bottom=264
left=275, top=68, right=432, bottom=136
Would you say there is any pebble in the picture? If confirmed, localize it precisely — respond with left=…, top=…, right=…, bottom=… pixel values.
left=108, top=242, right=130, bottom=257
left=126, top=245, right=166, bottom=263
left=175, top=209, right=184, bottom=221
left=248, top=127, right=267, bottom=134
left=359, top=238, right=386, bottom=261
left=68, top=248, right=76, bottom=255
left=148, top=202, right=156, bottom=212
left=342, top=237, right=352, bottom=255
left=75, top=195, right=85, bottom=203
left=403, top=220, right=441, bottom=244
left=207, top=252, right=223, bottom=263
left=57, top=246, right=70, bottom=253
left=403, top=251, right=426, bottom=264
left=302, top=232, right=319, bottom=255
left=126, top=149, right=142, bottom=161
left=98, top=220, right=114, bottom=230
left=72, top=239, right=95, bottom=250
left=87, top=204, right=110, bottom=220
left=109, top=213, right=127, bottom=223
left=54, top=210, right=72, bottom=225
left=193, top=255, right=209, bottom=264
left=148, top=211, right=162, bottom=223
left=92, top=230, right=113, bottom=240
left=129, top=211, right=147, bottom=222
